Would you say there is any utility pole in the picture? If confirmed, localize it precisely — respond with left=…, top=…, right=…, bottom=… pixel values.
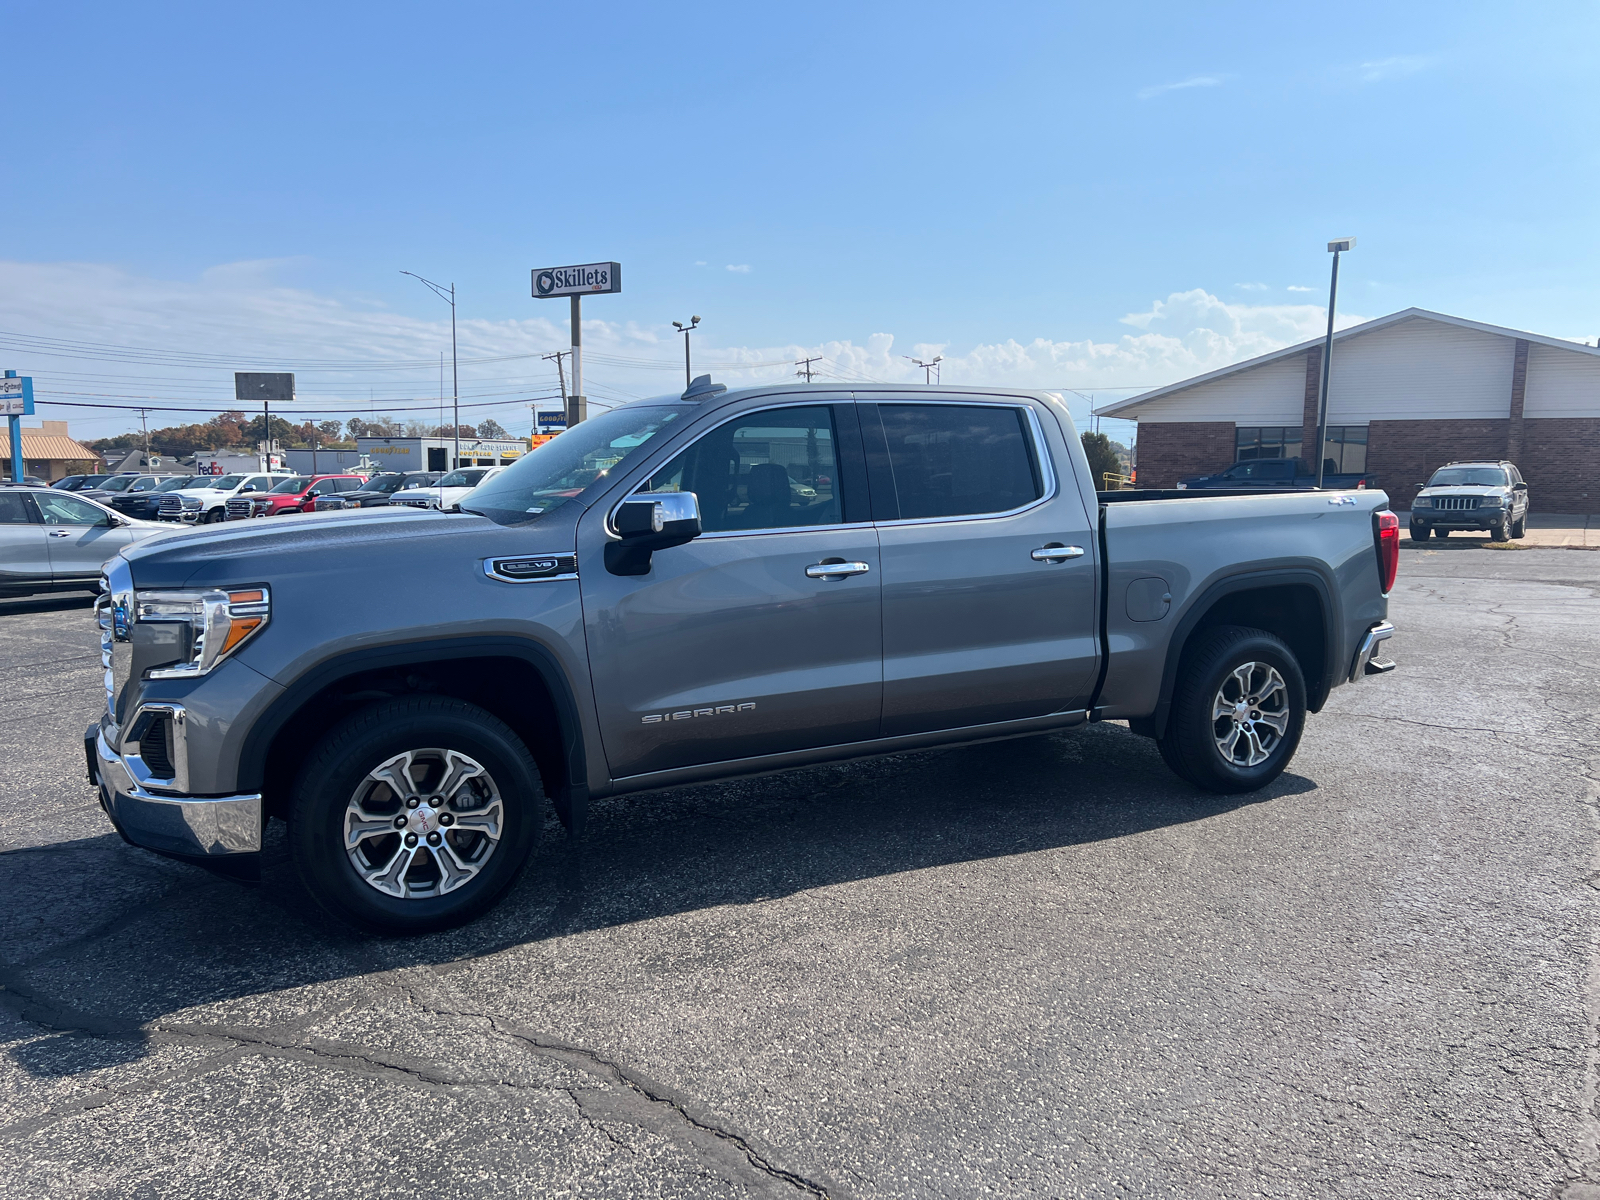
left=904, top=355, right=942, bottom=384
left=672, top=316, right=701, bottom=388
left=542, top=350, right=570, bottom=406
left=401, top=271, right=460, bottom=470
left=137, top=408, right=151, bottom=464
left=795, top=355, right=822, bottom=382
left=1314, top=238, right=1356, bottom=489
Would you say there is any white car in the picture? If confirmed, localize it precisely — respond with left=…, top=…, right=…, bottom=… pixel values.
left=156, top=473, right=277, bottom=525
left=389, top=466, right=505, bottom=513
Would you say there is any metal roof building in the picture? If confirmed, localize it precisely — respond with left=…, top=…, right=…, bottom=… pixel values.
left=1098, top=308, right=1600, bottom=512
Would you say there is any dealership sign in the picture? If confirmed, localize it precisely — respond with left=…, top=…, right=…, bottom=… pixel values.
left=532, top=262, right=621, bottom=299
left=1, top=375, right=33, bottom=416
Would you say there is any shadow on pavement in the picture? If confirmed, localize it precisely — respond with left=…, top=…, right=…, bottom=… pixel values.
left=0, top=594, right=97, bottom=617
left=1, top=723, right=1315, bottom=1076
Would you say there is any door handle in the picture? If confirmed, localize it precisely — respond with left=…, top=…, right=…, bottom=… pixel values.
left=805, top=561, right=871, bottom=579
left=1031, top=545, right=1084, bottom=562
left=47, top=530, right=72, bottom=538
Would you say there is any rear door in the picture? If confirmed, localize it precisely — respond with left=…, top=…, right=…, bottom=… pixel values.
left=34, top=491, right=138, bottom=582
left=0, top=492, right=49, bottom=587
left=863, top=398, right=1100, bottom=737
left=581, top=401, right=882, bottom=778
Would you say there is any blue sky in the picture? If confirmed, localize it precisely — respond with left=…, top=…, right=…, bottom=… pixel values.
left=2, top=1, right=1597, bottom=440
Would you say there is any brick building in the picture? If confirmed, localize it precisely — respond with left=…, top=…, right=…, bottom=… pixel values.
left=1099, top=308, right=1600, bottom=514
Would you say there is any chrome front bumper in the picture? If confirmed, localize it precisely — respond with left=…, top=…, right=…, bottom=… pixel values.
left=90, top=724, right=262, bottom=859
left=1349, top=620, right=1397, bottom=683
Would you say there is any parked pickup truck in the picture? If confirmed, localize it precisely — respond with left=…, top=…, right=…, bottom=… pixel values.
left=1177, top=457, right=1379, bottom=491
left=87, top=382, right=1399, bottom=933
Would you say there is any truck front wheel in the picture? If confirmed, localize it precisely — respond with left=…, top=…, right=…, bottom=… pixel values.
left=289, top=697, right=544, bottom=933
left=1156, top=626, right=1307, bottom=794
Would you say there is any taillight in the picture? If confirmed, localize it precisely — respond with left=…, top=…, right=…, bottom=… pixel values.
left=1375, top=510, right=1399, bottom=593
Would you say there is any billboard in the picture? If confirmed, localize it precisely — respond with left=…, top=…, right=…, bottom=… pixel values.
left=531, top=262, right=621, bottom=299
left=234, top=372, right=296, bottom=402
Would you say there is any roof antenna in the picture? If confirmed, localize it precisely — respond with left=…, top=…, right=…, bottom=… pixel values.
left=682, top=374, right=726, bottom=402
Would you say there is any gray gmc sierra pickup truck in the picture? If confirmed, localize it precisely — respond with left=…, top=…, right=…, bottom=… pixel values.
left=88, top=382, right=1400, bottom=933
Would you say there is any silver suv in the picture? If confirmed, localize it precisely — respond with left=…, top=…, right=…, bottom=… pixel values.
left=1410, top=460, right=1529, bottom=542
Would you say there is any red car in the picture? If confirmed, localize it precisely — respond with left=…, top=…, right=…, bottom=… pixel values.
left=225, top=474, right=366, bottom=519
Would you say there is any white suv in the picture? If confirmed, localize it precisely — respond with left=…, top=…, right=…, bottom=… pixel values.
left=156, top=473, right=277, bottom=525
left=389, top=466, right=505, bottom=513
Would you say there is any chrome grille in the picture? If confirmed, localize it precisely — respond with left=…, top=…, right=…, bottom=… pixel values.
left=158, top=496, right=183, bottom=516
left=225, top=498, right=252, bottom=518
left=1433, top=495, right=1479, bottom=511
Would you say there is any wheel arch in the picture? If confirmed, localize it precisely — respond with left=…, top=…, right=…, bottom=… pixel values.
left=1138, top=568, right=1336, bottom=739
left=238, top=635, right=588, bottom=829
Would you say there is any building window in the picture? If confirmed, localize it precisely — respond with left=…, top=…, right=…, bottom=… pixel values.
left=1235, top=426, right=1303, bottom=461
left=1318, top=425, right=1368, bottom=475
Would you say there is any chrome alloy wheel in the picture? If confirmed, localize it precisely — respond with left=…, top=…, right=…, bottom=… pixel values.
left=1210, top=662, right=1290, bottom=768
left=343, top=748, right=503, bottom=899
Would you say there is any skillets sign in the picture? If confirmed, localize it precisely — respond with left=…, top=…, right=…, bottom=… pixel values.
left=531, top=262, right=621, bottom=299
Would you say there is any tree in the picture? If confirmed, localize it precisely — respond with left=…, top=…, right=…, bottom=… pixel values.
left=476, top=418, right=507, bottom=439
left=318, top=420, right=344, bottom=440
left=431, top=423, right=477, bottom=439
left=1081, top=431, right=1124, bottom=490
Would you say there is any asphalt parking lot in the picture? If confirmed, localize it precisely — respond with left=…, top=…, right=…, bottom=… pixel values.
left=3, top=546, right=1599, bottom=1199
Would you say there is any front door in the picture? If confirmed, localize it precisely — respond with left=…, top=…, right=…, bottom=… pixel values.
left=0, top=492, right=49, bottom=588
left=862, top=400, right=1100, bottom=737
left=581, top=402, right=882, bottom=779
left=33, top=491, right=137, bottom=582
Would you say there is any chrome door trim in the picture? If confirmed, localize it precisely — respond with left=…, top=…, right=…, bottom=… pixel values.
left=804, top=561, right=871, bottom=578
left=867, top=404, right=1060, bottom=529
left=1031, top=545, right=1085, bottom=561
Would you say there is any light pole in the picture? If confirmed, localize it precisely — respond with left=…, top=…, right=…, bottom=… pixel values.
left=672, top=317, right=701, bottom=387
left=1314, top=238, right=1355, bottom=489
left=401, top=271, right=460, bottom=472
left=904, top=355, right=942, bottom=384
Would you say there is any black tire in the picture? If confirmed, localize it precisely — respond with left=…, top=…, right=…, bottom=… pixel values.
left=1491, top=515, right=1511, bottom=542
left=1511, top=514, right=1526, bottom=539
left=1435, top=528, right=1449, bottom=538
left=289, top=696, right=544, bottom=933
left=1410, top=522, right=1428, bottom=543
left=204, top=508, right=225, bottom=524
left=1155, top=625, right=1307, bottom=794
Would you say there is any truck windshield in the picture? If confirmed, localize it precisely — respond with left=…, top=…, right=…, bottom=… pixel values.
left=209, top=475, right=246, bottom=489
left=153, top=477, right=191, bottom=492
left=1428, top=467, right=1507, bottom=487
left=365, top=473, right=406, bottom=492
left=463, top=404, right=689, bottom=521
left=269, top=477, right=310, bottom=494
left=436, top=469, right=489, bottom=488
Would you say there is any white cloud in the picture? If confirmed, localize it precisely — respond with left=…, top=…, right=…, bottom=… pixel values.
left=1235, top=282, right=1269, bottom=291
left=694, top=260, right=707, bottom=266
left=1287, top=284, right=1315, bottom=292
left=1137, top=75, right=1224, bottom=100
left=0, top=262, right=1371, bottom=439
left=726, top=264, right=751, bottom=273
left=1354, top=54, right=1435, bottom=83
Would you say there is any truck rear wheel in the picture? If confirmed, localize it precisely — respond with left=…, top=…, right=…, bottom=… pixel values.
left=289, top=696, right=544, bottom=933
left=1156, top=626, right=1307, bottom=794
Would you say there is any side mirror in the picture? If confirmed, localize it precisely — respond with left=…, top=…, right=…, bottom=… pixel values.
left=606, top=491, right=702, bottom=576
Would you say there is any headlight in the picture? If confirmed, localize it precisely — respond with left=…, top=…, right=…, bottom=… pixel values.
left=136, top=587, right=270, bottom=679
left=1480, top=495, right=1503, bottom=507
left=1412, top=497, right=1431, bottom=508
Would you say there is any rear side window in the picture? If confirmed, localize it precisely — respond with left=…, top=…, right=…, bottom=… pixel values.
left=0, top=493, right=33, bottom=524
left=871, top=404, right=1042, bottom=520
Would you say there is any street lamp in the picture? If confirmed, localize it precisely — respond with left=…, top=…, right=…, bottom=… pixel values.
left=401, top=271, right=460, bottom=472
left=904, top=355, right=942, bottom=384
left=1314, top=238, right=1355, bottom=489
left=672, top=316, right=701, bottom=388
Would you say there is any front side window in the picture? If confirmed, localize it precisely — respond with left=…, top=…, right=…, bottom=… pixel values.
left=873, top=404, right=1041, bottom=520
left=463, top=404, right=689, bottom=521
left=98, top=476, right=138, bottom=493
left=641, top=405, right=842, bottom=533
left=35, top=492, right=109, bottom=525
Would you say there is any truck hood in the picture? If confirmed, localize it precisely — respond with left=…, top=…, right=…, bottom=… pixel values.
left=1416, top=485, right=1508, bottom=497
left=118, top=504, right=581, bottom=589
